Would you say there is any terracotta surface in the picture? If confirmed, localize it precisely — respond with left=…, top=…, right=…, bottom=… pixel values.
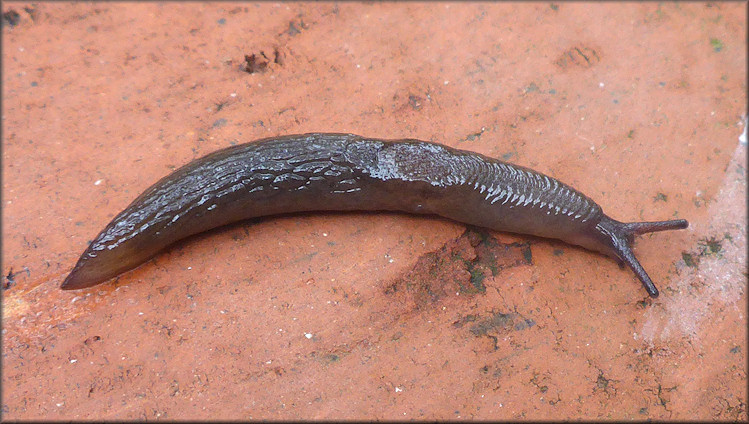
left=2, top=2, right=746, bottom=420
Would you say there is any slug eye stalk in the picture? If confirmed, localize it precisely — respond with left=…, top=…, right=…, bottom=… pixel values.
left=597, top=218, right=689, bottom=297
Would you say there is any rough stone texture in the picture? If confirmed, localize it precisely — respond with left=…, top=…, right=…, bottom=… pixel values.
left=2, top=2, right=746, bottom=420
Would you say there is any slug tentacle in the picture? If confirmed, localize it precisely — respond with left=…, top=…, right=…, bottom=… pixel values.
left=594, top=217, right=689, bottom=297
left=61, top=133, right=689, bottom=298
left=623, top=219, right=689, bottom=236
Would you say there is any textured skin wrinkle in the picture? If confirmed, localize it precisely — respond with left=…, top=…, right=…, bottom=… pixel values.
left=61, top=133, right=688, bottom=298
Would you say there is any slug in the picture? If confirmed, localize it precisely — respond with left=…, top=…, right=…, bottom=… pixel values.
left=61, top=133, right=688, bottom=297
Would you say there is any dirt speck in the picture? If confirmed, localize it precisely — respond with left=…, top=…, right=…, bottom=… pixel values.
left=555, top=45, right=601, bottom=69
left=243, top=48, right=284, bottom=74
left=2, top=9, right=20, bottom=27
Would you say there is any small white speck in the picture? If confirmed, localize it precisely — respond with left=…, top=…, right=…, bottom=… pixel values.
left=739, top=116, right=747, bottom=145
left=322, top=232, right=328, bottom=237
left=266, top=360, right=272, bottom=364
left=395, top=386, right=403, bottom=392
left=599, top=82, right=604, bottom=88
left=187, top=267, right=192, bottom=270
left=94, top=179, right=102, bottom=186
left=220, top=310, right=226, bottom=314
left=19, top=47, right=24, bottom=52
left=356, top=64, right=361, bottom=68
left=581, top=116, right=585, bottom=121
left=138, top=312, right=143, bottom=315
left=69, top=359, right=77, bottom=363
left=444, top=80, right=450, bottom=85
left=56, top=403, right=63, bottom=407
left=230, top=93, right=237, bottom=97
left=305, top=333, right=313, bottom=339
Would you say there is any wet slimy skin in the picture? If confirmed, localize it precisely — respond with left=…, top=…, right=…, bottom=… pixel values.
left=62, top=133, right=688, bottom=297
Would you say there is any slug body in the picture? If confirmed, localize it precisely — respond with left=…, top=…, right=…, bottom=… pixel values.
left=62, top=133, right=688, bottom=297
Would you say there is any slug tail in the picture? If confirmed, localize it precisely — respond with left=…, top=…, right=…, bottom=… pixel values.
left=596, top=217, right=689, bottom=298
left=61, top=265, right=96, bottom=290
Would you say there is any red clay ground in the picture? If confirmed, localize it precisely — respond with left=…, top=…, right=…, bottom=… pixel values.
left=2, top=2, right=746, bottom=420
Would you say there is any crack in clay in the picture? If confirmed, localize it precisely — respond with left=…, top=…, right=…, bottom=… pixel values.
left=384, top=228, right=532, bottom=309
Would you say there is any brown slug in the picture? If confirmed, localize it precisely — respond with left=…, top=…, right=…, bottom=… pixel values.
left=62, top=133, right=688, bottom=297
